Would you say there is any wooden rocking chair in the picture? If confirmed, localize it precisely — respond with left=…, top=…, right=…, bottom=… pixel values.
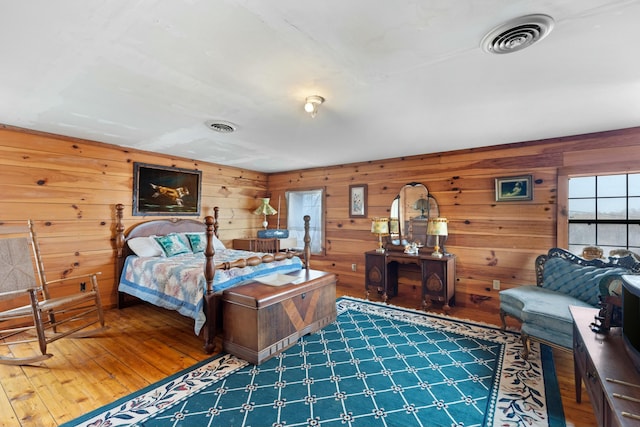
left=0, top=221, right=105, bottom=365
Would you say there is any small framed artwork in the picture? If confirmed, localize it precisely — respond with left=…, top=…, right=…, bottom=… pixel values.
left=133, top=162, right=202, bottom=216
left=349, top=184, right=368, bottom=218
left=495, top=175, right=533, bottom=202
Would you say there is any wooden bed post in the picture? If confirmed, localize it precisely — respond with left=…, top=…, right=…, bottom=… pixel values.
left=115, top=204, right=127, bottom=308
left=202, top=207, right=218, bottom=354
left=115, top=204, right=125, bottom=258
left=303, top=215, right=311, bottom=269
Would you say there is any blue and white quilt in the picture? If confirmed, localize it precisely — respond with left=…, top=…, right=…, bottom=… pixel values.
left=118, top=249, right=303, bottom=335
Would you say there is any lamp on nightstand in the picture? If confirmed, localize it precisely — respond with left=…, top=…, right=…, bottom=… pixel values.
left=371, top=217, right=389, bottom=253
left=253, top=198, right=277, bottom=230
left=427, top=217, right=448, bottom=258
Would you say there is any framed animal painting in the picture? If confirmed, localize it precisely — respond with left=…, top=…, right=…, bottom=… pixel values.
left=133, top=163, right=202, bottom=216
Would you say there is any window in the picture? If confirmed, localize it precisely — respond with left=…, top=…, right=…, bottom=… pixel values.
left=286, top=188, right=324, bottom=254
left=568, top=173, right=640, bottom=255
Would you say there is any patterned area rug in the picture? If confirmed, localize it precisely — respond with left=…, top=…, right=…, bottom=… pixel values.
left=63, top=297, right=565, bottom=427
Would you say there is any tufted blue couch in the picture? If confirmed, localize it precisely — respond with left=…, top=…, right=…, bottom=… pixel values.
left=499, top=247, right=640, bottom=359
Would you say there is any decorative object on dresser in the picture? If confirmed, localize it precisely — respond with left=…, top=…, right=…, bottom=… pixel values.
left=427, top=217, right=448, bottom=258
left=133, top=162, right=201, bottom=216
left=499, top=247, right=640, bottom=359
left=113, top=204, right=313, bottom=354
left=495, top=174, right=533, bottom=202
left=572, top=305, right=640, bottom=427
left=370, top=217, right=389, bottom=253
left=253, top=197, right=277, bottom=230
left=0, top=220, right=105, bottom=365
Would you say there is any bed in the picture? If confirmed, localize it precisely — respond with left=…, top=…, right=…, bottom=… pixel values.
left=114, top=204, right=312, bottom=353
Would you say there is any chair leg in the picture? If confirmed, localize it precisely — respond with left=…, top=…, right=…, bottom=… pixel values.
left=29, top=291, right=48, bottom=356
left=499, top=309, right=507, bottom=330
left=90, top=274, right=106, bottom=328
left=520, top=333, right=531, bottom=360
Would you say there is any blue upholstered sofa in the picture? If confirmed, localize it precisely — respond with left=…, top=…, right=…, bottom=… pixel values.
left=499, top=247, right=640, bottom=359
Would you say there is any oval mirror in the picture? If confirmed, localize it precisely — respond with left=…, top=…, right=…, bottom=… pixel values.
left=389, top=182, right=439, bottom=248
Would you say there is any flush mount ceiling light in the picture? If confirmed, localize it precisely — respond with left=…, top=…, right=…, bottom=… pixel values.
left=204, top=120, right=237, bottom=133
left=304, top=95, right=325, bottom=118
left=481, top=14, right=555, bottom=54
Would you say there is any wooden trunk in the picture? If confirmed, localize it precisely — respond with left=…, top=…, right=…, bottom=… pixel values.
left=222, top=269, right=337, bottom=365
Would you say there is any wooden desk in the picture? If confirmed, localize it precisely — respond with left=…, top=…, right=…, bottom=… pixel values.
left=364, top=250, right=456, bottom=312
left=571, top=305, right=640, bottom=427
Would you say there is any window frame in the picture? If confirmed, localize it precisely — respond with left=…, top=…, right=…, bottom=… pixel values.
left=285, top=187, right=326, bottom=256
left=558, top=164, right=640, bottom=251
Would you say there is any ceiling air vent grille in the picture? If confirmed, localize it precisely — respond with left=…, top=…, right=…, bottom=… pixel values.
left=481, top=14, right=554, bottom=54
left=205, top=120, right=237, bottom=133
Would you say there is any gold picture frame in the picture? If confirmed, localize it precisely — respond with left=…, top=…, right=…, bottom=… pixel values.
left=133, top=162, right=202, bottom=216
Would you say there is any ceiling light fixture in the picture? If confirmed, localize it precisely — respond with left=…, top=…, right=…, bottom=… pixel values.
left=304, top=95, right=325, bottom=118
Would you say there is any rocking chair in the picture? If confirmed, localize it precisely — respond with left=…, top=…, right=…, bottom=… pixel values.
left=0, top=220, right=105, bottom=365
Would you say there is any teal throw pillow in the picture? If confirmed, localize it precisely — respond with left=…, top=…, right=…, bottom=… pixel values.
left=154, top=233, right=191, bottom=257
left=186, top=233, right=207, bottom=253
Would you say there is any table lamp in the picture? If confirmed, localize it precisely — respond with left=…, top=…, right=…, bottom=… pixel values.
left=253, top=198, right=277, bottom=230
left=371, top=217, right=389, bottom=253
left=427, top=217, right=448, bottom=258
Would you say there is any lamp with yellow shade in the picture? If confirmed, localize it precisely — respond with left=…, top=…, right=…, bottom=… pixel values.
left=371, top=217, right=389, bottom=253
left=427, top=217, right=448, bottom=258
left=253, top=198, right=277, bottom=230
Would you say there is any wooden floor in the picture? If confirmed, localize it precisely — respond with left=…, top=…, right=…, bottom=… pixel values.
left=0, top=284, right=597, bottom=427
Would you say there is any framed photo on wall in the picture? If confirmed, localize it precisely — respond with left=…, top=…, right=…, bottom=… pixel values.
left=495, top=175, right=533, bottom=202
left=133, top=162, right=202, bottom=216
left=349, top=184, right=367, bottom=218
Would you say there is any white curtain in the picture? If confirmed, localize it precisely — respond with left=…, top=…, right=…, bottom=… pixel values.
left=286, top=189, right=323, bottom=254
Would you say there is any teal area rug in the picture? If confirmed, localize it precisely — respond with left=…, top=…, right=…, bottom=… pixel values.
left=63, top=297, right=565, bottom=427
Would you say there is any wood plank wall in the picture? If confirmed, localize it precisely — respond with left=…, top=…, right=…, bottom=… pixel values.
left=3, top=124, right=640, bottom=317
left=0, top=125, right=269, bottom=309
left=268, top=126, right=640, bottom=314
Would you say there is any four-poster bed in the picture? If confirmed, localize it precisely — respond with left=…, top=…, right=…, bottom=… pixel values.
left=114, top=204, right=312, bottom=353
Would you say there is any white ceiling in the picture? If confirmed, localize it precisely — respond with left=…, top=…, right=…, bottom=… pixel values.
left=1, top=1, right=639, bottom=173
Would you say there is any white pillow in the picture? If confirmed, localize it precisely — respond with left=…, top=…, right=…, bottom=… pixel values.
left=127, top=236, right=165, bottom=257
left=212, top=234, right=226, bottom=251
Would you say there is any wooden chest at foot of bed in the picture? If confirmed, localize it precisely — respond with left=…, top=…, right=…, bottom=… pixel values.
left=222, top=269, right=337, bottom=365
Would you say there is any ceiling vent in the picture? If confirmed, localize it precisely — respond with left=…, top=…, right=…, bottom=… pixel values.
left=205, top=120, right=237, bottom=133
left=481, top=14, right=555, bottom=54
